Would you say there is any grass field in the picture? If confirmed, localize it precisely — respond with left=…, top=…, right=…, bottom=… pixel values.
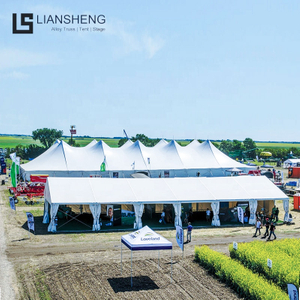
left=1, top=135, right=300, bottom=149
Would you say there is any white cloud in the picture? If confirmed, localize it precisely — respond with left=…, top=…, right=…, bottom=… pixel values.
left=106, top=19, right=165, bottom=59
left=4, top=71, right=30, bottom=80
left=0, top=48, right=58, bottom=70
left=28, top=4, right=70, bottom=16
left=142, top=35, right=165, bottom=58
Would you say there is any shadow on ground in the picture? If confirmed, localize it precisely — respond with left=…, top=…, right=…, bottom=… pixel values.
left=108, top=276, right=159, bottom=292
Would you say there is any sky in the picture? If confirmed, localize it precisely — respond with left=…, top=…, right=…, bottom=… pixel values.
left=1, top=1, right=300, bottom=141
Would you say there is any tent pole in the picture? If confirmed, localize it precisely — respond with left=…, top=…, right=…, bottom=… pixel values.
left=171, top=248, right=173, bottom=283
left=121, top=242, right=122, bottom=275
left=131, top=250, right=133, bottom=287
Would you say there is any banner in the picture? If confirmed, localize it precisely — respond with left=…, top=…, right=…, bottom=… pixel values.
left=9, top=197, right=16, bottom=211
left=26, top=212, right=35, bottom=232
left=100, top=156, right=106, bottom=172
left=237, top=207, right=244, bottom=224
left=288, top=284, right=298, bottom=300
left=176, top=225, right=184, bottom=251
left=10, top=153, right=17, bottom=188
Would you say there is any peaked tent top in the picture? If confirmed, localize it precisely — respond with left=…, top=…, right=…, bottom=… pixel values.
left=121, top=225, right=172, bottom=251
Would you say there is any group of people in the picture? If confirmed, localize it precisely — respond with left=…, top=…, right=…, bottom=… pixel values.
left=255, top=205, right=279, bottom=225
left=253, top=217, right=276, bottom=241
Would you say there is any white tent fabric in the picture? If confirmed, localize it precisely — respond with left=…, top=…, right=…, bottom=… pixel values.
left=89, top=203, right=101, bottom=231
left=48, top=203, right=59, bottom=232
left=21, top=140, right=255, bottom=179
left=133, top=204, right=144, bottom=229
left=249, top=200, right=258, bottom=225
left=283, top=199, right=289, bottom=222
left=44, top=176, right=288, bottom=206
left=44, top=176, right=288, bottom=231
left=211, top=202, right=220, bottom=226
left=283, top=159, right=300, bottom=168
left=173, top=203, right=182, bottom=227
left=43, top=201, right=49, bottom=224
left=121, top=225, right=172, bottom=250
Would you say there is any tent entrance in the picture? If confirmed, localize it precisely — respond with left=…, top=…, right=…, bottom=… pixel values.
left=56, top=205, right=93, bottom=232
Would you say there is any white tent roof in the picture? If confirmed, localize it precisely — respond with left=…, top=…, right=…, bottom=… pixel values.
left=121, top=226, right=172, bottom=251
left=284, top=159, right=300, bottom=165
left=44, top=176, right=288, bottom=205
left=21, top=139, right=253, bottom=174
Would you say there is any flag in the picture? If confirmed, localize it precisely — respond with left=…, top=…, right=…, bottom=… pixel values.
left=131, top=161, right=135, bottom=170
left=100, top=156, right=106, bottom=172
left=16, top=157, right=20, bottom=175
left=287, top=283, right=298, bottom=300
left=237, top=207, right=244, bottom=224
left=9, top=197, right=16, bottom=211
left=10, top=153, right=17, bottom=188
left=176, top=225, right=184, bottom=251
left=26, top=212, right=35, bottom=231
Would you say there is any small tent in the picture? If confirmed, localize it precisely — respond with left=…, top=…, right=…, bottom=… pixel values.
left=121, top=225, right=173, bottom=286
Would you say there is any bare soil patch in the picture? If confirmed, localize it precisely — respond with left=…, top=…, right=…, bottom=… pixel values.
left=18, top=255, right=243, bottom=300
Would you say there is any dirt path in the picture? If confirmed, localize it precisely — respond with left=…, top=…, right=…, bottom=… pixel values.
left=0, top=175, right=17, bottom=300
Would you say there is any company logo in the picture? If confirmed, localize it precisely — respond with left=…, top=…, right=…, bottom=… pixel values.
left=12, top=13, right=33, bottom=34
left=145, top=232, right=154, bottom=237
left=12, top=13, right=105, bottom=34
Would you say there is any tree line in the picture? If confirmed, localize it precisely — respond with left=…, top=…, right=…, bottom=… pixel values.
left=4, top=129, right=300, bottom=161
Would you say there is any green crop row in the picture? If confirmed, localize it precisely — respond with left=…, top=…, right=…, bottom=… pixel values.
left=195, top=246, right=288, bottom=300
left=229, top=241, right=300, bottom=291
left=265, top=238, right=300, bottom=258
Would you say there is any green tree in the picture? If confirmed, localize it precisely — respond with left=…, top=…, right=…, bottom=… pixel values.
left=131, top=134, right=160, bottom=147
left=118, top=138, right=128, bottom=147
left=219, top=140, right=233, bottom=154
left=32, top=128, right=63, bottom=149
left=243, top=138, right=257, bottom=159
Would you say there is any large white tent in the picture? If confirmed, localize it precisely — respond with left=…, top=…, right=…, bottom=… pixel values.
left=43, top=176, right=289, bottom=232
left=21, top=139, right=255, bottom=179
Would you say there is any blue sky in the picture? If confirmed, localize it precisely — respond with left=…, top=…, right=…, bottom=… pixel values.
left=1, top=1, right=300, bottom=141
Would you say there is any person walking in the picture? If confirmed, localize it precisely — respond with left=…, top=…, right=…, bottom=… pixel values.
left=267, top=222, right=277, bottom=241
left=263, top=217, right=270, bottom=238
left=253, top=218, right=262, bottom=237
left=187, top=222, right=193, bottom=242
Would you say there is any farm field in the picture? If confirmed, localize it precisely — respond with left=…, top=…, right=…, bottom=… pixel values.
left=1, top=134, right=300, bottom=149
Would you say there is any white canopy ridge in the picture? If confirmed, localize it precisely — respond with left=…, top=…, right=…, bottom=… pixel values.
left=121, top=226, right=172, bottom=251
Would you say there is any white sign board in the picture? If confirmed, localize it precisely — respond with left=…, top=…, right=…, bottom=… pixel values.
left=267, top=258, right=272, bottom=268
left=233, top=242, right=238, bottom=250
